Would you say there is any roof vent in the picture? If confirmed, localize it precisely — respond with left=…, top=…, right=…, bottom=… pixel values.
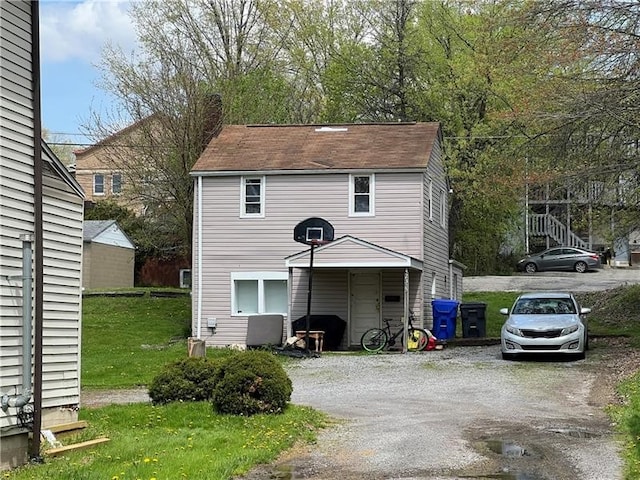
left=314, top=126, right=348, bottom=132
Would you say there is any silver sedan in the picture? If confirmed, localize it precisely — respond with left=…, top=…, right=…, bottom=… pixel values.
left=500, top=292, right=591, bottom=360
left=516, top=247, right=602, bottom=273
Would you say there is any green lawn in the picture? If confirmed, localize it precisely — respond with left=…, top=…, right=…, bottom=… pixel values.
left=81, top=292, right=192, bottom=388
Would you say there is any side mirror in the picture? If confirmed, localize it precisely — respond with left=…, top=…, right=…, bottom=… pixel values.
left=580, top=307, right=591, bottom=315
left=500, top=308, right=509, bottom=315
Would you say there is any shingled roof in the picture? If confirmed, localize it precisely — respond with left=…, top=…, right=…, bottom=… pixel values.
left=191, top=122, right=441, bottom=174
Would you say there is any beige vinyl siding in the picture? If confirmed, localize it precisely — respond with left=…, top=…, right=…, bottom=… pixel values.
left=289, top=269, right=349, bottom=348
left=421, top=140, right=451, bottom=329
left=196, top=171, right=424, bottom=346
left=0, top=0, right=35, bottom=435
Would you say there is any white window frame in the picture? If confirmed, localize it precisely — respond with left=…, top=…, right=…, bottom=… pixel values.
left=439, top=189, right=446, bottom=228
left=230, top=272, right=288, bottom=316
left=111, top=172, right=122, bottom=194
left=240, top=176, right=265, bottom=218
left=179, top=269, right=191, bottom=289
left=428, top=180, right=433, bottom=221
left=93, top=173, right=105, bottom=195
left=349, top=173, right=375, bottom=217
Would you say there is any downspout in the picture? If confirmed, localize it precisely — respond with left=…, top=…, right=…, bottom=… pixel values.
left=1, top=236, right=34, bottom=412
left=31, top=0, right=45, bottom=460
left=196, top=175, right=203, bottom=339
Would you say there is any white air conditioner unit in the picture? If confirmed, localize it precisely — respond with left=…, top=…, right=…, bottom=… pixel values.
left=179, top=269, right=192, bottom=289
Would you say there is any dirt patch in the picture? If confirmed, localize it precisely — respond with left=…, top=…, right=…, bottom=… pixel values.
left=80, top=388, right=150, bottom=408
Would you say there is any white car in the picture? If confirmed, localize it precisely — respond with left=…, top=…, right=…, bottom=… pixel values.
left=500, top=292, right=591, bottom=360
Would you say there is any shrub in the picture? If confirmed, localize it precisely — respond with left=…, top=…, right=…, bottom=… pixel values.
left=148, top=356, right=219, bottom=404
left=212, top=350, right=292, bottom=416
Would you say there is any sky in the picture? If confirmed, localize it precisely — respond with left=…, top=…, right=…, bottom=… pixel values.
left=39, top=0, right=138, bottom=147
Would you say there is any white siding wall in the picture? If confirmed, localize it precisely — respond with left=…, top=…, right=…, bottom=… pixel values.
left=0, top=0, right=35, bottom=434
left=41, top=172, right=83, bottom=411
left=1, top=1, right=84, bottom=448
left=93, top=224, right=134, bottom=249
left=195, top=171, right=424, bottom=346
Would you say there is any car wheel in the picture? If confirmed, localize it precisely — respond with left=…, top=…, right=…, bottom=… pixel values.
left=574, top=261, right=588, bottom=273
left=584, top=331, right=589, bottom=351
left=524, top=262, right=537, bottom=273
left=502, top=352, right=517, bottom=361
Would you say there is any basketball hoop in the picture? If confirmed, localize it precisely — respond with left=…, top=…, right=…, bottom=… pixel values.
left=293, top=218, right=335, bottom=356
left=293, top=218, right=334, bottom=246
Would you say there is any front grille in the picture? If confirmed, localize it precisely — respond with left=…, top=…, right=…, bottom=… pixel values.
left=521, top=329, right=563, bottom=339
left=522, top=344, right=562, bottom=351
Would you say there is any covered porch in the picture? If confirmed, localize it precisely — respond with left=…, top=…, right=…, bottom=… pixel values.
left=285, top=236, right=424, bottom=350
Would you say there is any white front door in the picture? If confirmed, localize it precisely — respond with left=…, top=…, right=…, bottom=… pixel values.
left=350, top=271, right=381, bottom=346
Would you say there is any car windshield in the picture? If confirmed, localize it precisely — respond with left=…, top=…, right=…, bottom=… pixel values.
left=512, top=298, right=576, bottom=314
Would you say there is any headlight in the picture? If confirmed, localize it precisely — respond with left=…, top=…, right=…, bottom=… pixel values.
left=505, top=324, right=523, bottom=336
left=561, top=324, right=579, bottom=336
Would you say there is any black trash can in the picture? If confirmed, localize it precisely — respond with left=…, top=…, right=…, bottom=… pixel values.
left=459, top=302, right=487, bottom=338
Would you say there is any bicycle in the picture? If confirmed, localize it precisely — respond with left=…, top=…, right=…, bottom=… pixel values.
left=360, top=312, right=431, bottom=352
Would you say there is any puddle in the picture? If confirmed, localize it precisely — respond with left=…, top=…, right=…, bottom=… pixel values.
left=486, top=440, right=529, bottom=457
left=267, top=464, right=305, bottom=480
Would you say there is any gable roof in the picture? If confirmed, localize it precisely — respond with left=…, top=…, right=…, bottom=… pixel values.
left=42, top=140, right=85, bottom=198
left=191, top=122, right=441, bottom=175
left=83, top=220, right=135, bottom=249
left=285, top=235, right=423, bottom=270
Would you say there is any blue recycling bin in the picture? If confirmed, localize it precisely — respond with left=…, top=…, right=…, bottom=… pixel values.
left=432, top=299, right=459, bottom=340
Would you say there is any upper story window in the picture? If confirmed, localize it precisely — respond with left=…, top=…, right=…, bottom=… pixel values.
left=93, top=173, right=104, bottom=195
left=112, top=172, right=122, bottom=194
left=440, top=189, right=446, bottom=228
left=241, top=176, right=265, bottom=218
left=428, top=180, right=433, bottom=221
left=349, top=174, right=375, bottom=216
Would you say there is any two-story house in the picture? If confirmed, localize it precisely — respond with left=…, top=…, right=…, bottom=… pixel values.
left=1, top=1, right=84, bottom=468
left=189, top=123, right=462, bottom=350
left=73, top=116, right=153, bottom=213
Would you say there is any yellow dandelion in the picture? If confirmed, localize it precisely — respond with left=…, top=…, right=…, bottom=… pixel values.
left=144, top=458, right=151, bottom=463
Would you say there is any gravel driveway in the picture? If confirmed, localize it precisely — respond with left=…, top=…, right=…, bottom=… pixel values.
left=238, top=344, right=623, bottom=480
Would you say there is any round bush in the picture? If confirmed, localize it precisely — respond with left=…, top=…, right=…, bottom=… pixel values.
left=148, top=356, right=219, bottom=405
left=212, top=350, right=292, bottom=416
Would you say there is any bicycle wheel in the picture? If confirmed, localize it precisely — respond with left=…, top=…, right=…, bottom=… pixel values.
left=361, top=328, right=388, bottom=352
left=406, top=328, right=429, bottom=352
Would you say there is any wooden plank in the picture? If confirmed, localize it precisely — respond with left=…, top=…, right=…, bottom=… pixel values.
left=45, top=437, right=110, bottom=457
left=48, top=421, right=88, bottom=434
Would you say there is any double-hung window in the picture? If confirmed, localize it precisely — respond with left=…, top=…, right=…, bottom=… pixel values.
left=241, top=176, right=265, bottom=217
left=439, top=189, right=446, bottom=228
left=112, top=172, right=122, bottom=194
left=93, top=173, right=104, bottom=195
left=349, top=174, right=374, bottom=216
left=231, top=272, right=288, bottom=315
left=428, top=180, right=433, bottom=221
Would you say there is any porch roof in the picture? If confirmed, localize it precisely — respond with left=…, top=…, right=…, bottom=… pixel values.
left=285, top=235, right=423, bottom=270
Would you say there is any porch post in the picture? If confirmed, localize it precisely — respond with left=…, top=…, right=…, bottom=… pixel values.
left=287, top=267, right=293, bottom=338
left=403, top=268, right=409, bottom=353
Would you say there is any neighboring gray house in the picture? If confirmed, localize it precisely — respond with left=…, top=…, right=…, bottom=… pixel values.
left=190, top=123, right=461, bottom=349
left=1, top=1, right=84, bottom=469
left=83, top=220, right=135, bottom=289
